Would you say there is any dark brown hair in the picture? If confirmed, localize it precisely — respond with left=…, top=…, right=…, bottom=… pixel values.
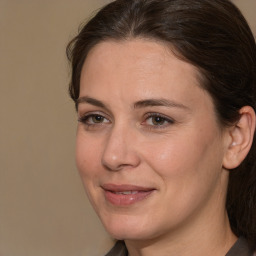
left=66, top=0, right=256, bottom=249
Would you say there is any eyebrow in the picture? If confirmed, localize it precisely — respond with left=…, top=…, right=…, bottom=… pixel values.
left=133, top=98, right=190, bottom=110
left=76, top=96, right=107, bottom=108
left=76, top=96, right=189, bottom=111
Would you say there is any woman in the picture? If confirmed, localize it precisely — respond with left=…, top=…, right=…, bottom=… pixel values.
left=66, top=0, right=256, bottom=255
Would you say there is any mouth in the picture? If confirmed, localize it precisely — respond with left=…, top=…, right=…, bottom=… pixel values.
left=101, top=184, right=156, bottom=206
left=113, top=191, right=139, bottom=195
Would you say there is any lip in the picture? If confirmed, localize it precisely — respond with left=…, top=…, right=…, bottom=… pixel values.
left=102, top=184, right=156, bottom=206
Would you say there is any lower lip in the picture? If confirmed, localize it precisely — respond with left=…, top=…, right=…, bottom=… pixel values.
left=104, top=190, right=154, bottom=206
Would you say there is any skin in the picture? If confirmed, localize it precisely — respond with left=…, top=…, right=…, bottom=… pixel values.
left=76, top=39, right=238, bottom=256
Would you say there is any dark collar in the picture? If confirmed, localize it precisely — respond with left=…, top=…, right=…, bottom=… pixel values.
left=105, top=237, right=253, bottom=256
left=226, top=237, right=253, bottom=256
left=105, top=241, right=128, bottom=256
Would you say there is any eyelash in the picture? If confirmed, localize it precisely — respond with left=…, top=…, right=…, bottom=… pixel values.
left=78, top=113, right=110, bottom=127
left=143, top=113, right=174, bottom=129
left=78, top=112, right=175, bottom=129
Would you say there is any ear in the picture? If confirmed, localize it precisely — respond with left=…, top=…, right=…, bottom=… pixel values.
left=223, top=106, right=256, bottom=170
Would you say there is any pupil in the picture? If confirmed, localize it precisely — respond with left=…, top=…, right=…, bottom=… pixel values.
left=153, top=116, right=164, bottom=125
left=93, top=115, right=103, bottom=122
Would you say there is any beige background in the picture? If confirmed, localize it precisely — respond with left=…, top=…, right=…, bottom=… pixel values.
left=1, top=1, right=255, bottom=256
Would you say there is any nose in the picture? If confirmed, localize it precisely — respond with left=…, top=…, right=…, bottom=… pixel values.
left=101, top=125, right=141, bottom=171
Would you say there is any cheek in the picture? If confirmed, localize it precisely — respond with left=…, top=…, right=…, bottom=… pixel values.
left=144, top=126, right=224, bottom=190
left=143, top=131, right=225, bottom=223
left=75, top=132, right=105, bottom=212
left=144, top=135, right=203, bottom=177
left=75, top=132, right=102, bottom=183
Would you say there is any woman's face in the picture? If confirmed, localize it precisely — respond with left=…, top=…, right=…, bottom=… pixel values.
left=76, top=39, right=229, bottom=241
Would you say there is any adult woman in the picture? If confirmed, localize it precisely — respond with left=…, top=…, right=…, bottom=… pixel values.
left=66, top=0, right=256, bottom=255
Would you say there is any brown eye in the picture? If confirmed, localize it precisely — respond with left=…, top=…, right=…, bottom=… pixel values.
left=91, top=115, right=105, bottom=123
left=143, top=113, right=174, bottom=128
left=151, top=116, right=166, bottom=125
left=78, top=114, right=110, bottom=125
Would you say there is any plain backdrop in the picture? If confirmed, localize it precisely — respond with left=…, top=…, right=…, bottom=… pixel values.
left=1, top=0, right=255, bottom=255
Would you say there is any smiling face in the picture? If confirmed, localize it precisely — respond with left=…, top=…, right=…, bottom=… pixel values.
left=76, top=39, right=230, bottom=241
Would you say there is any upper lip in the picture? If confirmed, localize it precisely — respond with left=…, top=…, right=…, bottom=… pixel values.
left=101, top=184, right=155, bottom=192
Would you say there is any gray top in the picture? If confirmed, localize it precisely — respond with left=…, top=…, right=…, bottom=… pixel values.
left=105, top=237, right=254, bottom=256
left=226, top=237, right=254, bottom=256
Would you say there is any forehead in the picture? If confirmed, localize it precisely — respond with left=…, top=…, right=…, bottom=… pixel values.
left=79, top=39, right=210, bottom=109
left=81, top=39, right=200, bottom=85
left=82, top=39, right=198, bottom=73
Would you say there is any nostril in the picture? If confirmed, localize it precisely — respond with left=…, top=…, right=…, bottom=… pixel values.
left=101, top=128, right=141, bottom=171
left=101, top=151, right=141, bottom=171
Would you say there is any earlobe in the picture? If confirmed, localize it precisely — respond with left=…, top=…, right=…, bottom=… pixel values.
left=223, top=106, right=256, bottom=170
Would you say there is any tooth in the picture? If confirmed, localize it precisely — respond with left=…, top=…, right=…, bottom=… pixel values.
left=114, top=191, right=138, bottom=195
left=122, top=191, right=132, bottom=195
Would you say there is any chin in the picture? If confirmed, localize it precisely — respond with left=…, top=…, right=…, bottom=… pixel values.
left=106, top=226, right=152, bottom=241
left=100, top=213, right=160, bottom=241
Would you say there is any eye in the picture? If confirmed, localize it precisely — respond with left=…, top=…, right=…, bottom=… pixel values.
left=89, top=115, right=106, bottom=124
left=78, top=114, right=110, bottom=125
left=148, top=116, right=167, bottom=125
left=143, top=113, right=174, bottom=127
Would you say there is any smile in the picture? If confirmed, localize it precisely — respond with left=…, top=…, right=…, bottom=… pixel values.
left=102, top=184, right=155, bottom=206
left=114, top=191, right=139, bottom=195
